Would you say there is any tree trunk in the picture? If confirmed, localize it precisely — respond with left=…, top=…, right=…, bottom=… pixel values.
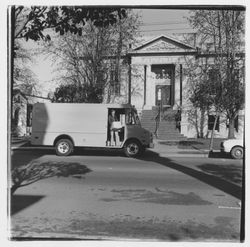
left=200, top=108, right=205, bottom=138
left=209, top=114, right=219, bottom=152
left=194, top=109, right=200, bottom=138
left=11, top=185, right=19, bottom=195
left=10, top=7, right=15, bottom=132
left=228, top=117, right=235, bottom=139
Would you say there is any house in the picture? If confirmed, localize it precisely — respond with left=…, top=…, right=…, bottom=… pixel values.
left=12, top=89, right=51, bottom=136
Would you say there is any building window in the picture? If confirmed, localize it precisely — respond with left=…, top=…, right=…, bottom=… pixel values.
left=208, top=115, right=220, bottom=131
left=27, top=104, right=33, bottom=127
left=208, top=68, right=220, bottom=81
left=14, top=108, right=20, bottom=126
left=110, top=69, right=120, bottom=95
left=234, top=116, right=239, bottom=132
left=208, top=68, right=221, bottom=95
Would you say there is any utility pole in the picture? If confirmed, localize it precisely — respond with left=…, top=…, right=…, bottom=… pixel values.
left=128, top=56, right=131, bottom=104
left=9, top=6, right=15, bottom=128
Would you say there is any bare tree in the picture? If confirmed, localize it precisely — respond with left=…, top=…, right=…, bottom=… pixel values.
left=40, top=10, right=140, bottom=103
left=188, top=9, right=245, bottom=143
left=13, top=41, right=40, bottom=95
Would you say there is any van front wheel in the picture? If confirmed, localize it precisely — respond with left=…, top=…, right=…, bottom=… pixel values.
left=124, top=140, right=143, bottom=158
left=55, top=139, right=74, bottom=156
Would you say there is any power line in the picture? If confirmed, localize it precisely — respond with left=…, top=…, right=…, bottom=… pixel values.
left=140, top=21, right=188, bottom=26
left=140, top=27, right=195, bottom=32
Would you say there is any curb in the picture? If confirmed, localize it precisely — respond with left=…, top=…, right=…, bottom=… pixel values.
left=11, top=146, right=53, bottom=150
left=11, top=140, right=29, bottom=144
left=159, top=152, right=208, bottom=158
left=11, top=232, right=151, bottom=241
left=11, top=146, right=210, bottom=158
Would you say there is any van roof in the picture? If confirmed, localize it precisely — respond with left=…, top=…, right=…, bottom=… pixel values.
left=35, top=102, right=134, bottom=109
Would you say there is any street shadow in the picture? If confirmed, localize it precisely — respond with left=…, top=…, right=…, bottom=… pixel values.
left=178, top=140, right=204, bottom=145
left=197, top=163, right=242, bottom=185
left=208, top=151, right=232, bottom=159
left=138, top=151, right=242, bottom=200
left=11, top=195, right=45, bottom=215
left=73, top=147, right=125, bottom=157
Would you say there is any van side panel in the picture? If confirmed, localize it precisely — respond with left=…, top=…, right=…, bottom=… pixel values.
left=31, top=103, right=108, bottom=147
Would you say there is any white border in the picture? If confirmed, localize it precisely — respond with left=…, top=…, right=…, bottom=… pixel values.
left=0, top=1, right=248, bottom=247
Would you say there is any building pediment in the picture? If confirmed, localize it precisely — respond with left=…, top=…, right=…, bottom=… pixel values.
left=131, top=35, right=196, bottom=55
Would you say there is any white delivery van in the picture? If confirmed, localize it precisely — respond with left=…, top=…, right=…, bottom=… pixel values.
left=31, top=103, right=154, bottom=157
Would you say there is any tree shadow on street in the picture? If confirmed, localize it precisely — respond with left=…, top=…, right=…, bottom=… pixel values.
left=10, top=161, right=92, bottom=215
left=138, top=151, right=242, bottom=200
left=11, top=161, right=92, bottom=195
left=11, top=149, right=55, bottom=169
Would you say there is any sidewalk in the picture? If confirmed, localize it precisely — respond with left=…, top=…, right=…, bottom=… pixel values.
left=11, top=136, right=30, bottom=144
left=152, top=139, right=210, bottom=158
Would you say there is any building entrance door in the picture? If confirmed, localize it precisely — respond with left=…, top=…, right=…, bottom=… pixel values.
left=151, top=64, right=175, bottom=107
left=155, top=85, right=171, bottom=106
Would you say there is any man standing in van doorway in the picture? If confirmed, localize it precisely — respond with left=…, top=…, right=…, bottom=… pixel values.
left=108, top=109, right=120, bottom=146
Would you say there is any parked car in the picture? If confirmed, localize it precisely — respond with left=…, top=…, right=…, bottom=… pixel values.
left=220, top=138, right=244, bottom=159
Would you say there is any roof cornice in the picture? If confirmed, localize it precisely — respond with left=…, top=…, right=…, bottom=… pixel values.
left=133, top=34, right=196, bottom=51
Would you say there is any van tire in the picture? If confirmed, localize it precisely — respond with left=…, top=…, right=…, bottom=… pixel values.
left=55, top=139, right=74, bottom=156
left=124, top=140, right=144, bottom=158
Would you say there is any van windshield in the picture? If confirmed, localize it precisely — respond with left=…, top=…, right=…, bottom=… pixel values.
left=126, top=110, right=141, bottom=125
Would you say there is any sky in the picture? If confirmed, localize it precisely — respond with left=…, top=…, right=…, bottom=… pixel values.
left=24, top=8, right=194, bottom=97
left=137, top=9, right=194, bottom=36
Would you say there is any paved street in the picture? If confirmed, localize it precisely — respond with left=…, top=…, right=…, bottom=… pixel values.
left=10, top=148, right=243, bottom=241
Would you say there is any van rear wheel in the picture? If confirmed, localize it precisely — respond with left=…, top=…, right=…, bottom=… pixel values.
left=55, top=139, right=74, bottom=156
left=124, top=140, right=144, bottom=158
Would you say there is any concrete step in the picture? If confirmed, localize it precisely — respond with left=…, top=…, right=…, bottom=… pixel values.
left=141, top=108, right=186, bottom=141
left=158, top=134, right=183, bottom=137
left=158, top=136, right=186, bottom=139
left=158, top=129, right=181, bottom=132
left=157, top=132, right=185, bottom=136
left=158, top=134, right=183, bottom=138
left=141, top=115, right=156, bottom=118
left=158, top=127, right=179, bottom=131
left=141, top=119, right=156, bottom=121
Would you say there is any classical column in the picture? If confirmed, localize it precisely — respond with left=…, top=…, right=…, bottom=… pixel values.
left=171, top=64, right=175, bottom=106
left=180, top=64, right=183, bottom=106
left=144, top=65, right=147, bottom=106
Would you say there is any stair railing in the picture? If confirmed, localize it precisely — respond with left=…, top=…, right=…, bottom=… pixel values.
left=154, top=103, right=162, bottom=138
left=175, top=109, right=181, bottom=132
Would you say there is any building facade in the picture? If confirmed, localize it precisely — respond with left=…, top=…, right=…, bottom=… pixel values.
left=113, top=35, right=244, bottom=139
left=12, top=35, right=244, bottom=139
